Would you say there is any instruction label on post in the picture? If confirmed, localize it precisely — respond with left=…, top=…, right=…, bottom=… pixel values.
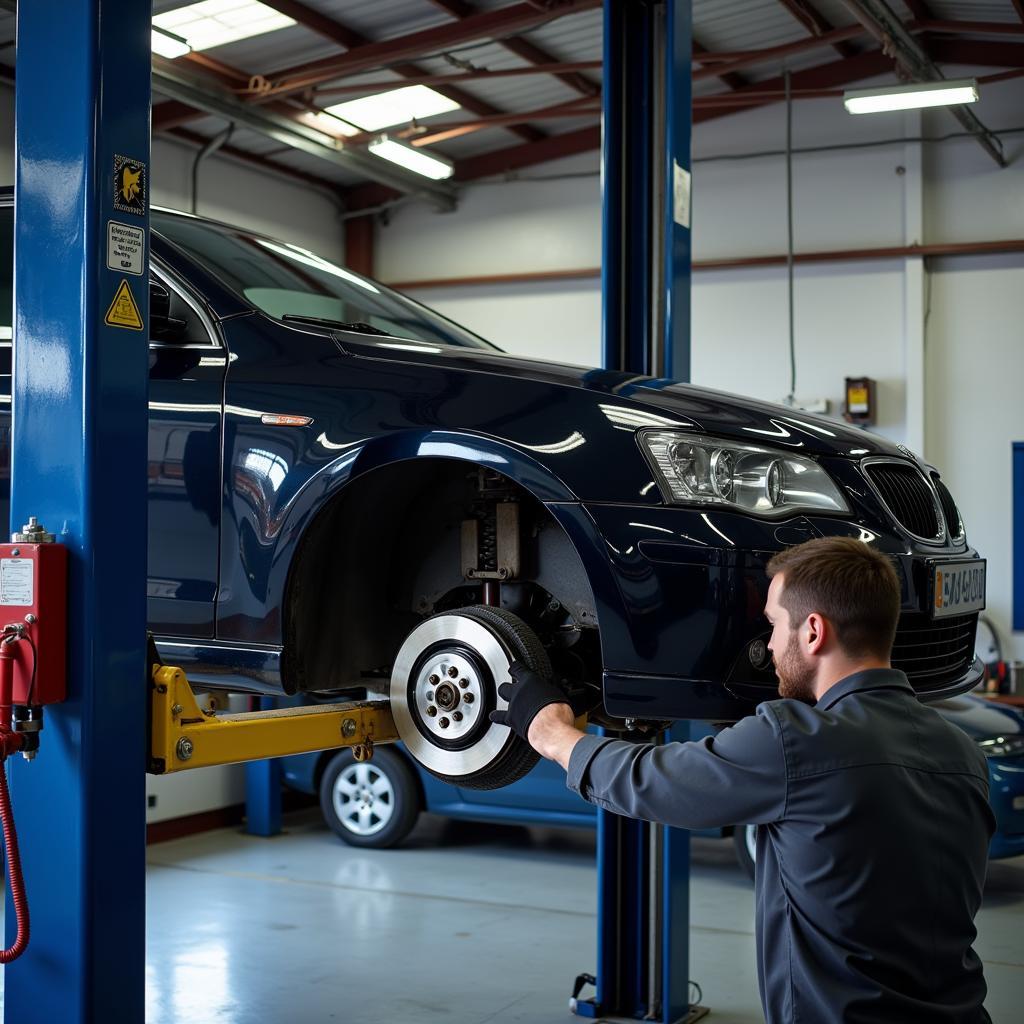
left=673, top=161, right=691, bottom=229
left=104, top=279, right=144, bottom=331
left=106, top=220, right=145, bottom=276
left=0, top=559, right=33, bottom=607
left=113, top=154, right=147, bottom=216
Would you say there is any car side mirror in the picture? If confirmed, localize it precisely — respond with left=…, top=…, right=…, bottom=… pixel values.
left=150, top=278, right=188, bottom=342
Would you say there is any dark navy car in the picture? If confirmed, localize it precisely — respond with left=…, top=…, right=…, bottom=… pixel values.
left=0, top=202, right=986, bottom=789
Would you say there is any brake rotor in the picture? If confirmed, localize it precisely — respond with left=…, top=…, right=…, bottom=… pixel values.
left=390, top=614, right=514, bottom=778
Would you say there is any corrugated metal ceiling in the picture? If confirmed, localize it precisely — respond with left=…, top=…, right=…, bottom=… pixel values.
left=136, top=1, right=1024, bottom=194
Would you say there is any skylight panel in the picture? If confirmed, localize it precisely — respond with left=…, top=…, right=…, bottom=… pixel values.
left=152, top=0, right=295, bottom=52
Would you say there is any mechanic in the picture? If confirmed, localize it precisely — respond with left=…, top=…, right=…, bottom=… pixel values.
left=492, top=536, right=994, bottom=1024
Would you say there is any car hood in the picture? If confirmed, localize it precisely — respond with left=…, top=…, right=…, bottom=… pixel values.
left=933, top=694, right=1024, bottom=739
left=338, top=336, right=906, bottom=459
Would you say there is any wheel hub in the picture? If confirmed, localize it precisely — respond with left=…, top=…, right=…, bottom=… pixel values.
left=414, top=651, right=482, bottom=741
left=334, top=762, right=395, bottom=836
left=390, top=614, right=514, bottom=779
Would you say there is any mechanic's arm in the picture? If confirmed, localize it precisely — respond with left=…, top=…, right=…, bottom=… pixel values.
left=492, top=664, right=787, bottom=832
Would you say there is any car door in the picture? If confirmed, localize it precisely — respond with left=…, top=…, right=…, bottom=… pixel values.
left=146, top=263, right=226, bottom=637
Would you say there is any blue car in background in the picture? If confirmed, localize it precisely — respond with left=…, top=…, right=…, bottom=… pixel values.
left=281, top=693, right=1024, bottom=877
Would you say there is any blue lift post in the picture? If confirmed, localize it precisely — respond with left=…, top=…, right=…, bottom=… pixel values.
left=6, top=3, right=151, bottom=1022
left=246, top=698, right=283, bottom=836
left=581, top=2, right=699, bottom=1022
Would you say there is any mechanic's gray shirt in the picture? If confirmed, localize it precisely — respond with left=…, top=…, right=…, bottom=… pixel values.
left=567, top=669, right=995, bottom=1024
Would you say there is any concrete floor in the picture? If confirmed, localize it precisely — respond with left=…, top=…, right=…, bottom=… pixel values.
left=3, top=808, right=1022, bottom=1020
left=137, top=810, right=1024, bottom=1023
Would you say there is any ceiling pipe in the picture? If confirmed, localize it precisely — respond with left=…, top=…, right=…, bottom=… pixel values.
left=191, top=123, right=234, bottom=215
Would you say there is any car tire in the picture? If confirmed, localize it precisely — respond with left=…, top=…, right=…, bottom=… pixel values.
left=389, top=605, right=552, bottom=791
left=319, top=746, right=421, bottom=849
left=733, top=823, right=757, bottom=881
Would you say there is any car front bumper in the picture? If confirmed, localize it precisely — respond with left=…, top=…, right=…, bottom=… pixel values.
left=549, top=500, right=983, bottom=721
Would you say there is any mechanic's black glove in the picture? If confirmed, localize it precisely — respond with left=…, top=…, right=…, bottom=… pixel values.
left=489, top=661, right=571, bottom=741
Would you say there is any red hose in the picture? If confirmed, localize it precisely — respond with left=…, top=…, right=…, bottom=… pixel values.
left=0, top=756, right=29, bottom=961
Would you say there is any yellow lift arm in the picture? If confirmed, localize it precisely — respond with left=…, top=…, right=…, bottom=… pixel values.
left=149, top=664, right=398, bottom=774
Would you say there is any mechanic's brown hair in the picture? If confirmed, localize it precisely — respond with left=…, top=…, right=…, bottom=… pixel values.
left=766, top=537, right=901, bottom=659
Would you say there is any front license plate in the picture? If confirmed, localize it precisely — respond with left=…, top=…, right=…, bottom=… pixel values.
left=1014, top=796, right=1024, bottom=812
left=931, top=560, right=986, bottom=619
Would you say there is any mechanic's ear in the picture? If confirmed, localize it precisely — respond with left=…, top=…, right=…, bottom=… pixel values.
left=805, top=612, right=827, bottom=655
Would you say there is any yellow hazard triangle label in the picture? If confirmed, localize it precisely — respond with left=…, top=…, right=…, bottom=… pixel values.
left=105, top=278, right=144, bottom=330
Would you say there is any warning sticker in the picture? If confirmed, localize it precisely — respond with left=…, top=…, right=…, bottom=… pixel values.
left=106, top=220, right=145, bottom=276
left=0, top=559, right=33, bottom=607
left=105, top=279, right=144, bottom=331
left=113, top=154, right=146, bottom=216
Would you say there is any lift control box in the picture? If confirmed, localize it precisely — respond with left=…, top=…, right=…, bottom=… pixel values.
left=0, top=529, right=67, bottom=706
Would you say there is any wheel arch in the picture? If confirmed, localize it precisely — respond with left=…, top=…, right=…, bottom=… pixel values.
left=277, top=431, right=603, bottom=696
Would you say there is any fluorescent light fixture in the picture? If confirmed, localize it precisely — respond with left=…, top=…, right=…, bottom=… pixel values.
left=152, top=0, right=295, bottom=53
left=844, top=79, right=978, bottom=114
left=152, top=26, right=192, bottom=59
left=369, top=136, right=454, bottom=181
left=324, top=86, right=460, bottom=132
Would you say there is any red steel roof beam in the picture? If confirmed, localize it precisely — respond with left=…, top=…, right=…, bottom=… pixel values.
left=310, top=62, right=603, bottom=99
left=1014, top=1, right=1024, bottom=27
left=692, top=24, right=866, bottom=81
left=775, top=0, right=859, bottom=57
left=693, top=49, right=894, bottom=123
left=453, top=124, right=600, bottom=180
left=259, top=0, right=542, bottom=145
left=426, top=0, right=600, bottom=97
left=693, top=39, right=749, bottom=90
left=925, top=38, right=1024, bottom=67
left=259, top=0, right=602, bottom=100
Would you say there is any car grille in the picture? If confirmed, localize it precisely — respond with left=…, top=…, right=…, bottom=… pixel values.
left=891, top=613, right=977, bottom=692
left=864, top=462, right=941, bottom=541
left=931, top=474, right=964, bottom=540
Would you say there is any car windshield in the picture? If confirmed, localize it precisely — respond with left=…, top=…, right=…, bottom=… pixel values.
left=151, top=211, right=498, bottom=351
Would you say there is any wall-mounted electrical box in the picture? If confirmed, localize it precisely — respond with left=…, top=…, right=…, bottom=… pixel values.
left=844, top=376, right=876, bottom=427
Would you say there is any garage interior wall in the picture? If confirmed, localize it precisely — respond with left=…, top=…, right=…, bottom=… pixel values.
left=377, top=77, right=1024, bottom=665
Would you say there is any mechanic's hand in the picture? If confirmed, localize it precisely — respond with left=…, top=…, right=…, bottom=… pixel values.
left=489, top=661, right=571, bottom=742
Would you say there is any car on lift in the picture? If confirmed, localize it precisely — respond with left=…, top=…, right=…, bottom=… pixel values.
left=282, top=693, right=1024, bottom=882
left=0, top=199, right=986, bottom=791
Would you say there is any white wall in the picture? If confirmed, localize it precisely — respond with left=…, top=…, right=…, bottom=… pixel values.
left=146, top=765, right=247, bottom=825
left=150, top=136, right=343, bottom=258
left=377, top=77, right=1024, bottom=661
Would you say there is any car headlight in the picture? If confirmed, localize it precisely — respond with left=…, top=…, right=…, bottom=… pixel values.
left=978, top=736, right=1024, bottom=758
left=639, top=431, right=850, bottom=517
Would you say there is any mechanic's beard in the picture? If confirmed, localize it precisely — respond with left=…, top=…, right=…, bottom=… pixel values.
left=775, top=631, right=817, bottom=704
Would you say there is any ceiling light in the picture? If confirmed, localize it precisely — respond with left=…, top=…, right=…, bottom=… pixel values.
left=368, top=136, right=454, bottom=181
left=325, top=86, right=460, bottom=133
left=152, top=26, right=192, bottom=59
left=152, top=0, right=295, bottom=53
left=843, top=79, right=978, bottom=114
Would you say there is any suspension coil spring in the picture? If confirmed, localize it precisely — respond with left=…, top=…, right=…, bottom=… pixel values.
left=479, top=510, right=498, bottom=572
